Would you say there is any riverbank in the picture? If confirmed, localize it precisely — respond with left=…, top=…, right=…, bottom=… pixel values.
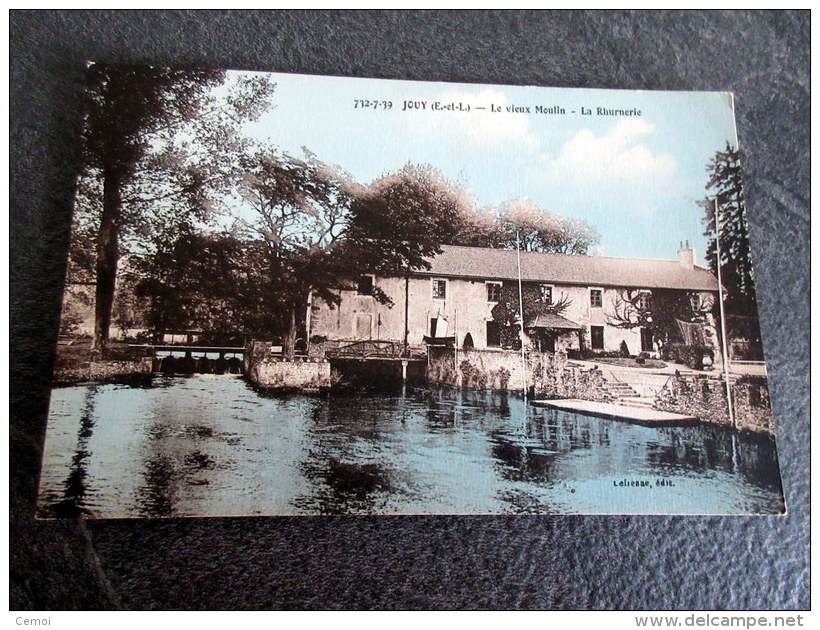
left=427, top=349, right=776, bottom=436
left=52, top=340, right=153, bottom=385
left=56, top=339, right=775, bottom=437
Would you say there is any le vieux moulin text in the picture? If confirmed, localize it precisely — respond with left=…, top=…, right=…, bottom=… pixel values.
left=400, top=99, right=642, bottom=117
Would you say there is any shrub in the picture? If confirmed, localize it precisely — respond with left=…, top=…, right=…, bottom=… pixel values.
left=619, top=340, right=630, bottom=358
left=735, top=374, right=768, bottom=387
left=663, top=343, right=714, bottom=370
left=568, top=348, right=627, bottom=360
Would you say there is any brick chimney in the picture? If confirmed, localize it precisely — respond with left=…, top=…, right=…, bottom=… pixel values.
left=679, top=239, right=695, bottom=269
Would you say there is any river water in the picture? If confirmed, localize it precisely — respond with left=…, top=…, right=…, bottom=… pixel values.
left=37, top=375, right=785, bottom=517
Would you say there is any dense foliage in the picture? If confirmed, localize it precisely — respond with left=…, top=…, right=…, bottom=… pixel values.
left=74, top=63, right=273, bottom=349
left=700, top=144, right=758, bottom=316
left=67, top=66, right=603, bottom=353
left=455, top=198, right=599, bottom=254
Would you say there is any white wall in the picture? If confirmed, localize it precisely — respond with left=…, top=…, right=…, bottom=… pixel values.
left=556, top=285, right=644, bottom=355
left=310, top=276, right=659, bottom=355
left=310, top=276, right=499, bottom=348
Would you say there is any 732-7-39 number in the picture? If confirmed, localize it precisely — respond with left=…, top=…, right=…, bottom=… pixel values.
left=354, top=100, right=393, bottom=110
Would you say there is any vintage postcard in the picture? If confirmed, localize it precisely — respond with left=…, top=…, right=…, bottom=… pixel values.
left=38, top=65, right=784, bottom=517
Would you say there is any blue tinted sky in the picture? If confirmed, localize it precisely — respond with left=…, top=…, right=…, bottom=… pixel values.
left=238, top=70, right=739, bottom=265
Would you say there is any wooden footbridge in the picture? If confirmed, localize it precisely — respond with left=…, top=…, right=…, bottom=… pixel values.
left=325, top=340, right=426, bottom=381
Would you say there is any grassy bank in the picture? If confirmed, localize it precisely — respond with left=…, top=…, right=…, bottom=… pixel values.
left=52, top=339, right=153, bottom=385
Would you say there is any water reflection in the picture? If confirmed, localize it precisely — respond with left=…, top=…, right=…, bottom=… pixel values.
left=138, top=454, right=176, bottom=517
left=645, top=426, right=783, bottom=492
left=37, top=377, right=785, bottom=517
left=295, top=457, right=395, bottom=515
left=47, top=386, right=98, bottom=517
left=134, top=386, right=243, bottom=517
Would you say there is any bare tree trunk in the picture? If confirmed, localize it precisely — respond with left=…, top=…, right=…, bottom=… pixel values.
left=304, top=290, right=313, bottom=355
left=92, top=168, right=123, bottom=351
left=282, top=302, right=297, bottom=360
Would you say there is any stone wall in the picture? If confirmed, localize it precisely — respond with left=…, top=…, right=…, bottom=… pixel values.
left=427, top=348, right=609, bottom=401
left=655, top=374, right=774, bottom=434
left=244, top=340, right=273, bottom=373
left=245, top=340, right=336, bottom=391
left=250, top=359, right=335, bottom=390
left=53, top=358, right=153, bottom=385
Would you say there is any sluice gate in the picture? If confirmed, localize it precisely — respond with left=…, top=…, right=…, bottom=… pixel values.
left=131, top=345, right=246, bottom=375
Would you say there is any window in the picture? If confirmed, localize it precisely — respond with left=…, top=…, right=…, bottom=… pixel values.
left=591, top=326, right=604, bottom=350
left=432, top=279, right=447, bottom=300
left=540, top=284, right=553, bottom=304
left=486, top=321, right=501, bottom=347
left=357, top=275, right=374, bottom=295
left=487, top=282, right=502, bottom=302
left=590, top=289, right=603, bottom=308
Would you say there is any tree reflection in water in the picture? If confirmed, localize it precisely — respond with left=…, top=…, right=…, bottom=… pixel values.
left=137, top=454, right=177, bottom=517
left=45, top=387, right=99, bottom=517
left=295, top=456, right=394, bottom=515
left=292, top=394, right=398, bottom=514
left=37, top=379, right=785, bottom=517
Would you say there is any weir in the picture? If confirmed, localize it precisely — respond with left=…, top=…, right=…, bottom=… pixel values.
left=130, top=344, right=245, bottom=375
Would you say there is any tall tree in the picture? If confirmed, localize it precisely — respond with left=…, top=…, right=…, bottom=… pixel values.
left=453, top=197, right=600, bottom=254
left=345, top=164, right=472, bottom=276
left=345, top=164, right=474, bottom=350
left=606, top=288, right=709, bottom=350
left=75, top=63, right=273, bottom=349
left=236, top=149, right=354, bottom=357
left=134, top=231, right=266, bottom=342
left=700, top=144, right=757, bottom=315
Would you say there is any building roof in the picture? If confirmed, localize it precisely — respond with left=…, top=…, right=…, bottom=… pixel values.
left=416, top=245, right=718, bottom=292
left=527, top=313, right=583, bottom=330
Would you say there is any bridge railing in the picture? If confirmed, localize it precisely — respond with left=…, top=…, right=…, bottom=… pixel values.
left=326, top=340, right=404, bottom=360
left=331, top=340, right=425, bottom=358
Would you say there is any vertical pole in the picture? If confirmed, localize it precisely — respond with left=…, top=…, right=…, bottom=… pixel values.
left=403, top=268, right=410, bottom=357
left=714, top=197, right=736, bottom=428
left=305, top=289, right=313, bottom=356
left=453, top=309, right=458, bottom=371
left=516, top=231, right=528, bottom=403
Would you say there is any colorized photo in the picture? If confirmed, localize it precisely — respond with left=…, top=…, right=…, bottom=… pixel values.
left=38, top=65, right=784, bottom=517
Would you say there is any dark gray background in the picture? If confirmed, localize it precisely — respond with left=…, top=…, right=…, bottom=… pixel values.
left=10, top=10, right=809, bottom=610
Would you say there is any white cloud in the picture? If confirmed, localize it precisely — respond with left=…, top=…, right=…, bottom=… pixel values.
left=431, top=88, right=541, bottom=153
left=544, top=118, right=676, bottom=182
left=526, top=118, right=682, bottom=217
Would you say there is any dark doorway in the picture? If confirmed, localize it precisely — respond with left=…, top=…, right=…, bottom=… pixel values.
left=532, top=329, right=555, bottom=352
left=541, top=331, right=556, bottom=353
left=641, top=328, right=653, bottom=352
left=486, top=321, right=501, bottom=347
left=591, top=326, right=604, bottom=350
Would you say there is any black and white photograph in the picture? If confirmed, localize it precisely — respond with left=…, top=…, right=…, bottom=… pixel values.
left=34, top=64, right=786, bottom=518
